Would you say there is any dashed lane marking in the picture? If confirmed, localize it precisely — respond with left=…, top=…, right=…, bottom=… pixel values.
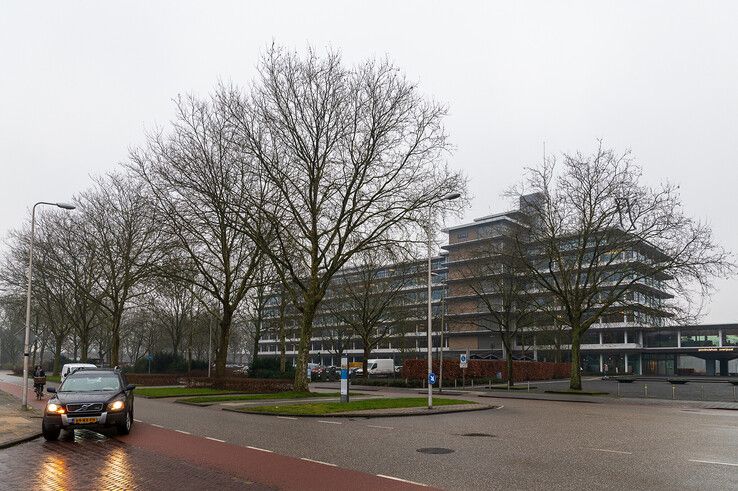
left=246, top=446, right=273, bottom=453
left=318, top=420, right=342, bottom=425
left=377, top=474, right=428, bottom=487
left=133, top=419, right=142, bottom=423
left=689, top=459, right=738, bottom=467
left=366, top=425, right=394, bottom=430
left=175, top=430, right=191, bottom=435
left=151, top=423, right=164, bottom=428
left=205, top=436, right=225, bottom=443
left=587, top=448, right=632, bottom=455
left=276, top=416, right=298, bottom=420
left=300, top=457, right=337, bottom=467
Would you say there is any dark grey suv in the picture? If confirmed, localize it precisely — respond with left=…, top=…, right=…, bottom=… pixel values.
left=43, top=368, right=135, bottom=441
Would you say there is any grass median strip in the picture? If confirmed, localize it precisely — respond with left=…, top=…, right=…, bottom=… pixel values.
left=135, top=387, right=239, bottom=398
left=178, top=391, right=341, bottom=404
left=232, top=397, right=474, bottom=416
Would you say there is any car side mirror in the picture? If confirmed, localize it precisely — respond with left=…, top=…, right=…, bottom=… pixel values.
left=47, top=387, right=56, bottom=393
left=126, top=384, right=136, bottom=391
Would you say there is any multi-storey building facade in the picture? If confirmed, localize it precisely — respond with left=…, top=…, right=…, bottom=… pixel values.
left=257, top=256, right=448, bottom=367
left=258, top=195, right=738, bottom=377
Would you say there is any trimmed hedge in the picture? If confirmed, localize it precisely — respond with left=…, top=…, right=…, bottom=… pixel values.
left=401, top=359, right=570, bottom=382
left=124, top=373, right=293, bottom=393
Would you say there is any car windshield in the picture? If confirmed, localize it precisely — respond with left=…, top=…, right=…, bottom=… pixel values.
left=60, top=374, right=121, bottom=392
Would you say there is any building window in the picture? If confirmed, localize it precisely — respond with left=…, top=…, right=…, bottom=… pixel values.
left=457, top=231, right=468, bottom=240
left=681, top=331, right=719, bottom=347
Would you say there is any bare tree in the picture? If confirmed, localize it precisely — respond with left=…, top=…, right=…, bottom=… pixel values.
left=223, top=46, right=466, bottom=390
left=513, top=143, right=735, bottom=390
left=130, top=95, right=262, bottom=378
left=456, top=238, right=537, bottom=386
left=326, top=250, right=415, bottom=376
left=76, top=173, right=165, bottom=367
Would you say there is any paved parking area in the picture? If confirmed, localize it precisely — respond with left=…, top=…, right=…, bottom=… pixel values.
left=0, top=429, right=270, bottom=491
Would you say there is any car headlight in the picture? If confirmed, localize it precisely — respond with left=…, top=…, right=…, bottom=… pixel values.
left=108, top=400, right=125, bottom=411
left=46, top=403, right=65, bottom=414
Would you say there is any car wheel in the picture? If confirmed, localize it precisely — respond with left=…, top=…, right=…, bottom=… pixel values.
left=42, top=423, right=60, bottom=441
left=117, top=410, right=132, bottom=435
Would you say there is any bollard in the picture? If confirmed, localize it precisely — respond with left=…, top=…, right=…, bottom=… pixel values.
left=527, top=381, right=530, bottom=392
left=734, top=386, right=736, bottom=402
left=644, top=384, right=648, bottom=398
left=617, top=382, right=620, bottom=398
left=454, top=379, right=457, bottom=388
left=672, top=385, right=676, bottom=400
left=701, top=385, right=704, bottom=401
left=471, top=379, right=474, bottom=388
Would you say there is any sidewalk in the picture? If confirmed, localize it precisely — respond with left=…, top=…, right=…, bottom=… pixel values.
left=0, top=389, right=41, bottom=449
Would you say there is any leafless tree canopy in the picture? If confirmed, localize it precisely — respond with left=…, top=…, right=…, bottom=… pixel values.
left=221, top=46, right=466, bottom=389
left=513, top=142, right=734, bottom=389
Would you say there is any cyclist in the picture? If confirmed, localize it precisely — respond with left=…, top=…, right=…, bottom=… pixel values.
left=33, top=365, right=46, bottom=399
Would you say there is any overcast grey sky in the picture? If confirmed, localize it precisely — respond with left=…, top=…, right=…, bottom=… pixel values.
left=1, top=1, right=735, bottom=322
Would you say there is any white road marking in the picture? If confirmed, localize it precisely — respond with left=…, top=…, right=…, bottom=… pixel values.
left=366, top=425, right=394, bottom=430
left=587, top=448, right=632, bottom=455
left=689, top=459, right=738, bottom=467
left=318, top=420, right=342, bottom=425
left=495, top=405, right=504, bottom=410
left=276, top=416, right=298, bottom=420
left=205, top=436, right=225, bottom=443
left=133, top=419, right=142, bottom=423
left=377, top=474, right=428, bottom=487
left=246, top=446, right=273, bottom=453
left=151, top=423, right=164, bottom=428
left=175, top=430, right=191, bottom=435
left=300, top=457, right=337, bottom=467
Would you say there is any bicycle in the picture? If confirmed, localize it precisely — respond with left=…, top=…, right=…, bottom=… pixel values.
left=33, top=376, right=46, bottom=400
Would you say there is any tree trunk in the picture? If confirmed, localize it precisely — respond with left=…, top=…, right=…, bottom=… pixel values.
left=251, top=316, right=261, bottom=368
left=293, top=301, right=317, bottom=392
left=570, top=328, right=582, bottom=390
left=110, top=309, right=122, bottom=367
left=363, top=344, right=371, bottom=379
left=505, top=344, right=514, bottom=387
left=53, top=334, right=63, bottom=375
left=80, top=329, right=89, bottom=362
left=279, top=327, right=286, bottom=374
left=215, top=307, right=233, bottom=379
left=278, top=296, right=287, bottom=373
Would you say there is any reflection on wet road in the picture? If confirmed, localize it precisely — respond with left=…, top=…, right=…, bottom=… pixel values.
left=1, top=429, right=267, bottom=490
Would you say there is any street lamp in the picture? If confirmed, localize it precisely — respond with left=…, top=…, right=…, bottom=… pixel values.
left=427, top=192, right=460, bottom=409
left=22, top=202, right=75, bottom=409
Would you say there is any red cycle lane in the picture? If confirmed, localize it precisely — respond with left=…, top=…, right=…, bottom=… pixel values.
left=118, top=422, right=432, bottom=490
left=0, top=379, right=433, bottom=490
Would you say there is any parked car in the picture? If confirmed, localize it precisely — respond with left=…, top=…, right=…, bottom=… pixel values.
left=60, top=363, right=97, bottom=384
left=43, top=368, right=135, bottom=441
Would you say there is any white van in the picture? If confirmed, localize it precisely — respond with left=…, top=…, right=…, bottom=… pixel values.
left=60, top=363, right=97, bottom=384
left=362, top=359, right=395, bottom=376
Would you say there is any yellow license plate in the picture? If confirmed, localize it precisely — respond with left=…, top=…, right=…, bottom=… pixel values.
left=71, top=417, right=97, bottom=424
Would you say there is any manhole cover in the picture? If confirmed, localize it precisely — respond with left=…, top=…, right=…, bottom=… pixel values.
left=417, top=447, right=455, bottom=454
left=460, top=432, right=495, bottom=437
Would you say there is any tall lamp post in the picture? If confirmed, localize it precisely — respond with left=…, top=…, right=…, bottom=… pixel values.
left=22, top=201, right=75, bottom=409
left=427, top=192, right=460, bottom=409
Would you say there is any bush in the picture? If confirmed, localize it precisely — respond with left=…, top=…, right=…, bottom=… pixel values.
left=123, top=373, right=294, bottom=392
left=401, top=359, right=570, bottom=383
left=132, top=352, right=207, bottom=374
left=249, top=357, right=295, bottom=380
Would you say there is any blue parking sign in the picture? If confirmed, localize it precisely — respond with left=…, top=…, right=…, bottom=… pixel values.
left=428, top=372, right=437, bottom=385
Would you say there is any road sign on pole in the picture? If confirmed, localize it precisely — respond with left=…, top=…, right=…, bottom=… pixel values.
left=459, top=353, right=468, bottom=369
left=428, top=372, right=437, bottom=385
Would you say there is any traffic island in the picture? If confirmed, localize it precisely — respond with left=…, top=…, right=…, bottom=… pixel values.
left=176, top=391, right=346, bottom=406
left=223, top=397, right=497, bottom=418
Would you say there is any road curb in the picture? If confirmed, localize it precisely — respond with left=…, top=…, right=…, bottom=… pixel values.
left=478, top=393, right=602, bottom=404
left=222, top=403, right=499, bottom=418
left=0, top=432, right=42, bottom=449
